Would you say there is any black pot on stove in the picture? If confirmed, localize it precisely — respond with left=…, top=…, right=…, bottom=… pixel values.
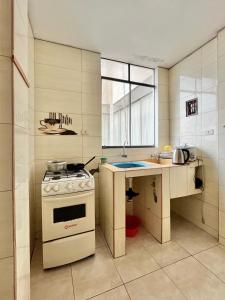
left=67, top=156, right=96, bottom=172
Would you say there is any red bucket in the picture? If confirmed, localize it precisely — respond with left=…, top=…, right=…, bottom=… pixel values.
left=126, top=215, right=141, bottom=237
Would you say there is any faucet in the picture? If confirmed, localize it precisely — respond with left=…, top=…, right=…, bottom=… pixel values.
left=122, top=140, right=127, bottom=158
left=150, top=152, right=160, bottom=161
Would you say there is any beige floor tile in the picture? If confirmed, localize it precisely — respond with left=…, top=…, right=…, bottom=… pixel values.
left=0, top=257, right=14, bottom=300
left=114, top=245, right=160, bottom=283
left=164, top=256, right=225, bottom=300
left=126, top=269, right=186, bottom=300
left=31, top=242, right=74, bottom=300
left=145, top=241, right=190, bottom=267
left=71, top=246, right=122, bottom=300
left=31, top=265, right=74, bottom=300
left=91, top=286, right=130, bottom=300
left=171, top=215, right=218, bottom=254
left=30, top=216, right=223, bottom=300
left=126, top=227, right=159, bottom=252
left=195, top=245, right=225, bottom=283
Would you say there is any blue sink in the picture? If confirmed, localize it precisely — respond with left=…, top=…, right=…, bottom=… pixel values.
left=112, top=161, right=149, bottom=169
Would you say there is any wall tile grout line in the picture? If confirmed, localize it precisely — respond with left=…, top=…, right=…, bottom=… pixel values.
left=34, top=85, right=82, bottom=94
left=34, top=86, right=100, bottom=96
left=35, top=110, right=102, bottom=118
left=35, top=61, right=101, bottom=75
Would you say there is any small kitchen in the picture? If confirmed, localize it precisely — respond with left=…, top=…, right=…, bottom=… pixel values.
left=1, top=1, right=225, bottom=300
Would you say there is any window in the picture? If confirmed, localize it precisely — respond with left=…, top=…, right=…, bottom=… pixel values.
left=101, top=59, right=155, bottom=147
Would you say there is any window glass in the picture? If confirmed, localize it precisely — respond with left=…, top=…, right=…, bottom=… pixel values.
left=101, top=59, right=155, bottom=147
left=101, top=59, right=128, bottom=80
left=130, top=65, right=154, bottom=85
left=102, top=79, right=130, bottom=146
left=131, top=85, right=154, bottom=146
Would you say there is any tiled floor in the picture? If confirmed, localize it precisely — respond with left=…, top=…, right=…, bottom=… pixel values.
left=30, top=215, right=225, bottom=300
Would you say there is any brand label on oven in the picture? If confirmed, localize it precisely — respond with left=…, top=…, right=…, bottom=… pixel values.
left=64, top=223, right=77, bottom=229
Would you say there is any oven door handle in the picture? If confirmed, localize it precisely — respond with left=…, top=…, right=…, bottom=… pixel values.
left=43, top=191, right=94, bottom=202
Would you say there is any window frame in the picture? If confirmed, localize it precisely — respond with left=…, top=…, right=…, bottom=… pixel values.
left=101, top=58, right=156, bottom=148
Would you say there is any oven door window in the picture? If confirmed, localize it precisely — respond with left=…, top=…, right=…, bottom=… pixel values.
left=53, top=204, right=86, bottom=223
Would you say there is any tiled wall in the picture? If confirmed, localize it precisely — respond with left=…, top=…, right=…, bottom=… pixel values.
left=218, top=28, right=225, bottom=246
left=0, top=0, right=14, bottom=298
left=156, top=68, right=170, bottom=149
left=0, top=0, right=32, bottom=299
left=13, top=0, right=31, bottom=299
left=169, top=38, right=219, bottom=238
left=34, top=40, right=102, bottom=236
left=34, top=40, right=169, bottom=237
left=28, top=22, right=35, bottom=254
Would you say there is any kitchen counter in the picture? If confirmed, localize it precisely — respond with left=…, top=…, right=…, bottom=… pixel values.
left=102, top=158, right=201, bottom=172
left=99, top=159, right=203, bottom=258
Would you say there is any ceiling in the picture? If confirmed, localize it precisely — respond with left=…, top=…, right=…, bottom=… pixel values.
left=29, top=0, right=225, bottom=68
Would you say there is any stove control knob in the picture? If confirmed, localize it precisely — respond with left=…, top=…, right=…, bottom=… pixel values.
left=53, top=185, right=59, bottom=192
left=79, top=181, right=85, bottom=189
left=44, top=185, right=51, bottom=193
left=86, top=180, right=92, bottom=188
left=67, top=183, right=73, bottom=190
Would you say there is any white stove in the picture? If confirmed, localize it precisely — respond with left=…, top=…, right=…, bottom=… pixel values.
left=41, top=168, right=95, bottom=269
left=42, top=169, right=95, bottom=196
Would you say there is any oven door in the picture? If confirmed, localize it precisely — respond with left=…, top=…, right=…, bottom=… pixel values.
left=42, top=190, right=95, bottom=242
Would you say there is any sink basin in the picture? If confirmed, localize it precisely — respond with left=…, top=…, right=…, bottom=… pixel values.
left=112, top=161, right=149, bottom=169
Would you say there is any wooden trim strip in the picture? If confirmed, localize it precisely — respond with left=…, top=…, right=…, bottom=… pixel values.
left=12, top=55, right=30, bottom=88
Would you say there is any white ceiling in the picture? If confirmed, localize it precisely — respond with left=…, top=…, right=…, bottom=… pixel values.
left=29, top=0, right=225, bottom=68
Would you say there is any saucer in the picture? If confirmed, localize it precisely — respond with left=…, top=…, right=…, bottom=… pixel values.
left=38, top=127, right=47, bottom=131
left=42, top=128, right=67, bottom=134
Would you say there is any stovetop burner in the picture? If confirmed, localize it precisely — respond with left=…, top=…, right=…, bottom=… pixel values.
left=43, top=169, right=90, bottom=182
left=75, top=173, right=83, bottom=178
left=52, top=175, right=61, bottom=180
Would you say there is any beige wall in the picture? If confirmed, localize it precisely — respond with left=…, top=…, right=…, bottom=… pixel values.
left=169, top=38, right=219, bottom=238
left=0, top=0, right=33, bottom=299
left=34, top=40, right=102, bottom=237
left=13, top=0, right=31, bottom=299
left=28, top=22, right=35, bottom=255
left=156, top=68, right=170, bottom=149
left=218, top=28, right=225, bottom=246
left=33, top=40, right=169, bottom=238
left=0, top=0, right=14, bottom=298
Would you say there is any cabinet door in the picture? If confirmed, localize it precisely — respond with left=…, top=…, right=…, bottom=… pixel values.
left=169, top=166, right=188, bottom=198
